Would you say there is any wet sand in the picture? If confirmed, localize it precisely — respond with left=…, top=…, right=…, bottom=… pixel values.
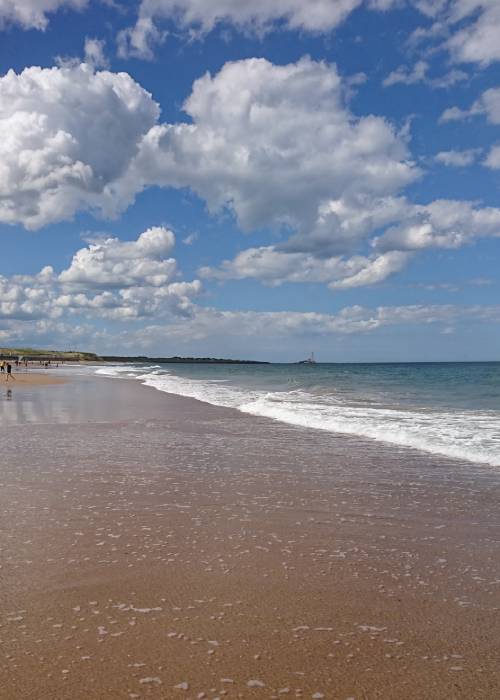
left=0, top=375, right=499, bottom=699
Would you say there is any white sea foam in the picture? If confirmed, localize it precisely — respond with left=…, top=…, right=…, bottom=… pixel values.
left=239, top=396, right=500, bottom=466
left=94, top=365, right=500, bottom=467
left=95, top=364, right=160, bottom=378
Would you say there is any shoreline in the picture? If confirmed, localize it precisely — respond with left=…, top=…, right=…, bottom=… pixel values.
left=96, top=366, right=500, bottom=470
left=4, top=365, right=498, bottom=471
left=1, top=373, right=499, bottom=698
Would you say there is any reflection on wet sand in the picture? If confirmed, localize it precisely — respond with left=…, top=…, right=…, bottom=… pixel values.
left=0, top=374, right=156, bottom=425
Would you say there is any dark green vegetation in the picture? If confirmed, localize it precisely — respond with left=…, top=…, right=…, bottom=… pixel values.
left=0, top=347, right=268, bottom=364
left=0, top=347, right=100, bottom=361
left=102, top=355, right=269, bottom=364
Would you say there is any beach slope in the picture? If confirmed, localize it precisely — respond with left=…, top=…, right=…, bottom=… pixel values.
left=0, top=375, right=498, bottom=699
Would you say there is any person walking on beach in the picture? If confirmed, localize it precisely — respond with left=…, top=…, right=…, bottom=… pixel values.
left=0, top=360, right=4, bottom=374
left=6, top=362, right=15, bottom=382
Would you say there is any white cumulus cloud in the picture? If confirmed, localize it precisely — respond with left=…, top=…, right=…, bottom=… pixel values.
left=0, top=63, right=159, bottom=229
left=134, top=57, right=417, bottom=238
left=202, top=196, right=500, bottom=287
left=329, top=251, right=410, bottom=289
left=2, top=57, right=498, bottom=294
left=59, top=226, right=177, bottom=288
left=0, top=227, right=202, bottom=323
left=129, top=57, right=424, bottom=288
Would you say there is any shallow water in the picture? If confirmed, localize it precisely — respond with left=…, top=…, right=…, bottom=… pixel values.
left=94, top=362, right=500, bottom=466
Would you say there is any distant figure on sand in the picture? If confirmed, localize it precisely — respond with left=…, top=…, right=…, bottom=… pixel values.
left=0, top=361, right=4, bottom=373
left=6, top=363, right=15, bottom=381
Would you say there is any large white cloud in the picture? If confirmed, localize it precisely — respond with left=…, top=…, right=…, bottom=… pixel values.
left=129, top=57, right=425, bottom=288
left=134, top=57, right=417, bottom=237
left=4, top=57, right=497, bottom=291
left=0, top=63, right=159, bottom=229
left=0, top=56, right=419, bottom=265
left=0, top=0, right=87, bottom=30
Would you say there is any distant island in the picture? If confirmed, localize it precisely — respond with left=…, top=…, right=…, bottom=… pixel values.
left=0, top=347, right=268, bottom=365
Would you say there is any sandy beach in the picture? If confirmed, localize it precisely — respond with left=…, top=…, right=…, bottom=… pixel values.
left=0, top=373, right=499, bottom=699
left=1, top=371, right=68, bottom=386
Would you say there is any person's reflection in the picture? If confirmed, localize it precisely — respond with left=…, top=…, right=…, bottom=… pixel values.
left=6, top=388, right=12, bottom=400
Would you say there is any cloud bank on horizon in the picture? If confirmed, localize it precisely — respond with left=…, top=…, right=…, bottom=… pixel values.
left=2, top=226, right=498, bottom=358
left=0, top=0, right=498, bottom=359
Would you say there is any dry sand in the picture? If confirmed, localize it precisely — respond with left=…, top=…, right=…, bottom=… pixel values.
left=1, top=371, right=67, bottom=386
left=0, top=375, right=498, bottom=699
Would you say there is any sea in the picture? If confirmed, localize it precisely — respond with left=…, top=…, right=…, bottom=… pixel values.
left=94, top=361, right=500, bottom=468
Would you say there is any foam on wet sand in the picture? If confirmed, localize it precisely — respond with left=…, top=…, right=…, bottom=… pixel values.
left=0, top=373, right=499, bottom=699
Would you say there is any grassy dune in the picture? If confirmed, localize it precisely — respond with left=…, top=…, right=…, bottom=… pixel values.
left=0, top=347, right=100, bottom=361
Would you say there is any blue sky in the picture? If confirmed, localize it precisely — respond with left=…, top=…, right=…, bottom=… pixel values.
left=0, top=0, right=499, bottom=361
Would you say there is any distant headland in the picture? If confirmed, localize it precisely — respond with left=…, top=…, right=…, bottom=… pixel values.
left=101, top=355, right=269, bottom=364
left=0, top=347, right=269, bottom=365
left=0, top=347, right=100, bottom=362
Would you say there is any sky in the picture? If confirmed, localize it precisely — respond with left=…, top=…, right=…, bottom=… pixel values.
left=0, top=0, right=499, bottom=362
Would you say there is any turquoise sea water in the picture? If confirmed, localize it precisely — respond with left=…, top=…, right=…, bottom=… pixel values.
left=95, top=362, right=500, bottom=467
